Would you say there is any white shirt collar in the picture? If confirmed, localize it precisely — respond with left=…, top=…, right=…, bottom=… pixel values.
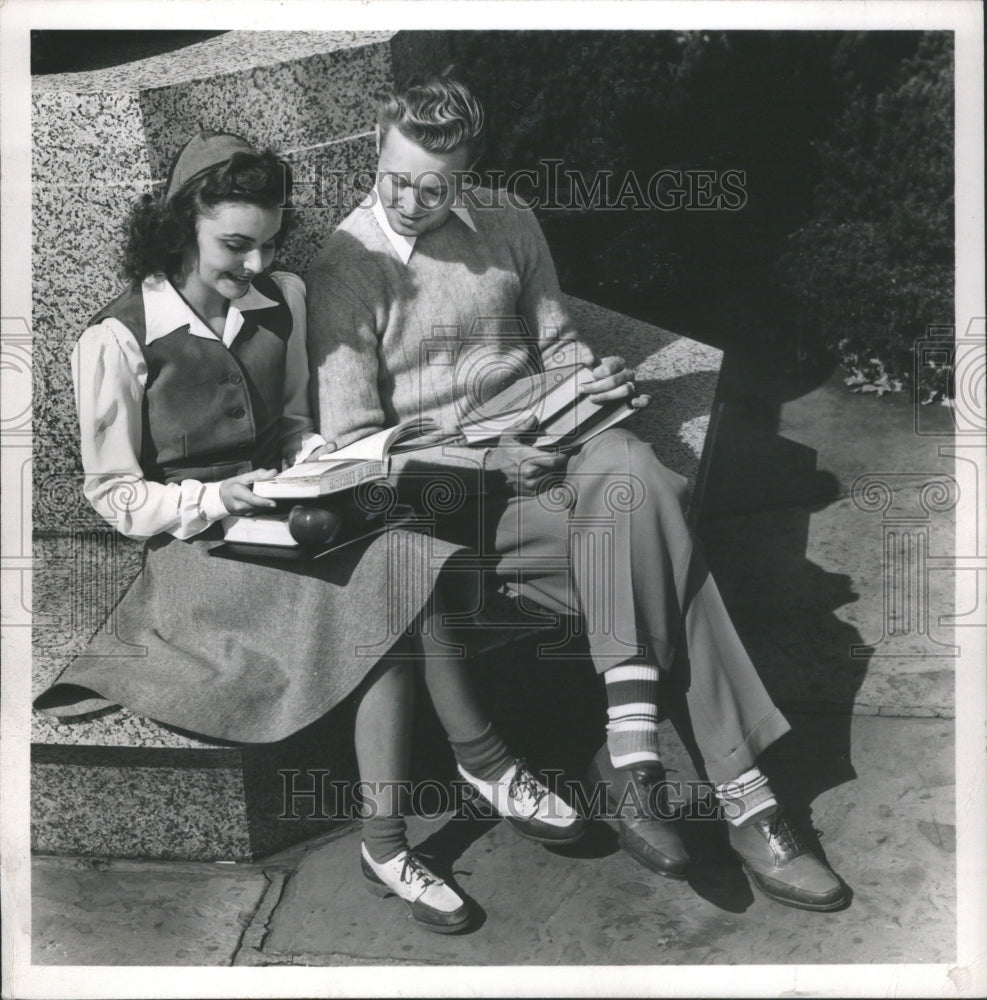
left=142, top=276, right=278, bottom=348
left=366, top=186, right=477, bottom=265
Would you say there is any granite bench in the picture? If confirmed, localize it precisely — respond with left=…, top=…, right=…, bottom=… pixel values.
left=27, top=30, right=723, bottom=859
left=31, top=297, right=723, bottom=860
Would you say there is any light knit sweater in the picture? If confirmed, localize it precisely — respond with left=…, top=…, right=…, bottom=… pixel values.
left=306, top=191, right=592, bottom=481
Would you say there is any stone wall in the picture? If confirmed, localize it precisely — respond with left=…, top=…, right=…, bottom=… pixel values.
left=32, top=30, right=451, bottom=532
left=29, top=31, right=724, bottom=860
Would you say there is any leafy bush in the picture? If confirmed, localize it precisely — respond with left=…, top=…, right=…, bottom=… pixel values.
left=779, top=32, right=954, bottom=400
left=450, top=31, right=953, bottom=396
left=450, top=31, right=838, bottom=343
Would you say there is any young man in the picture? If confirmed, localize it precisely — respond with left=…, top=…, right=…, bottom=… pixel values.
left=307, top=76, right=847, bottom=912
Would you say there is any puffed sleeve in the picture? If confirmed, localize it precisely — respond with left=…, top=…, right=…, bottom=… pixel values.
left=271, top=270, right=329, bottom=466
left=73, top=318, right=230, bottom=541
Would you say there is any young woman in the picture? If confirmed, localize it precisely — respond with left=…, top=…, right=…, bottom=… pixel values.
left=34, top=131, right=583, bottom=933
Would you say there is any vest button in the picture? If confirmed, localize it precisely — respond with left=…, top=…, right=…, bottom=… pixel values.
left=229, top=373, right=242, bottom=384
left=231, top=407, right=245, bottom=419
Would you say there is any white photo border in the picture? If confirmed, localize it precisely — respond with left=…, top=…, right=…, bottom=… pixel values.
left=2, top=2, right=984, bottom=997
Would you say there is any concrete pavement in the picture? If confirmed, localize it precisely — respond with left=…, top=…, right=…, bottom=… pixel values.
left=30, top=362, right=966, bottom=974
left=33, top=712, right=954, bottom=967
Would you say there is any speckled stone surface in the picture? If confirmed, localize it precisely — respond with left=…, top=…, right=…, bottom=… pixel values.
left=32, top=32, right=396, bottom=95
left=278, top=133, right=379, bottom=275
left=567, top=296, right=722, bottom=490
left=32, top=761, right=254, bottom=861
left=31, top=30, right=451, bottom=533
left=137, top=42, right=392, bottom=179
left=31, top=735, right=358, bottom=862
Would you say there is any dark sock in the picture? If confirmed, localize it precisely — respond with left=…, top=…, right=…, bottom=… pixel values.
left=449, top=723, right=513, bottom=781
left=362, top=815, right=408, bottom=864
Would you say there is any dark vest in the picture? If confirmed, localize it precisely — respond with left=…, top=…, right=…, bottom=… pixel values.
left=91, top=274, right=292, bottom=485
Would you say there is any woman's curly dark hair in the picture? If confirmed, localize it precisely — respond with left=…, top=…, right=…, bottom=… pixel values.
left=121, top=149, right=295, bottom=283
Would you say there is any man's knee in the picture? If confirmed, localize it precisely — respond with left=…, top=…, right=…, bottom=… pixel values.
left=571, top=428, right=690, bottom=511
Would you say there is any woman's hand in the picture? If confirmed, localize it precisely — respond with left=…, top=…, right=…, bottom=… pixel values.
left=303, top=443, right=337, bottom=461
left=219, top=469, right=279, bottom=515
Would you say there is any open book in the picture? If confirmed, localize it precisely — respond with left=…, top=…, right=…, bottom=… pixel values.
left=460, top=363, right=638, bottom=448
left=253, top=417, right=446, bottom=499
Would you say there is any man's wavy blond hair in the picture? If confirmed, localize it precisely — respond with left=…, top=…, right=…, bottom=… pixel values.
left=374, top=73, right=485, bottom=163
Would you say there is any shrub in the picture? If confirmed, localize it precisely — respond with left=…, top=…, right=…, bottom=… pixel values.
left=780, top=32, right=954, bottom=400
left=451, top=30, right=953, bottom=396
left=450, top=31, right=837, bottom=343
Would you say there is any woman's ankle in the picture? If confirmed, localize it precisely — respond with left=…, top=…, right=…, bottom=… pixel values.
left=362, top=814, right=408, bottom=863
left=449, top=723, right=513, bottom=782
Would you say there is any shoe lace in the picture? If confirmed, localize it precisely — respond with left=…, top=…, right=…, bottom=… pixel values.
left=399, top=852, right=437, bottom=891
left=766, top=811, right=807, bottom=855
left=508, top=760, right=548, bottom=811
left=630, top=764, right=673, bottom=817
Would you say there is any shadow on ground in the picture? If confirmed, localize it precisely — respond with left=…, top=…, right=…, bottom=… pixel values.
left=398, top=336, right=869, bottom=912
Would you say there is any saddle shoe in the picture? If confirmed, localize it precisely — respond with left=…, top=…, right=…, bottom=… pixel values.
left=458, top=759, right=587, bottom=845
left=361, top=843, right=474, bottom=933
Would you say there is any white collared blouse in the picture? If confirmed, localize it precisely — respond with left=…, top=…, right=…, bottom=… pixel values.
left=73, top=271, right=326, bottom=541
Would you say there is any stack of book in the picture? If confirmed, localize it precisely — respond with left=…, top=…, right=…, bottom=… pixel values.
left=221, top=364, right=640, bottom=553
left=459, top=363, right=637, bottom=448
left=219, top=419, right=441, bottom=554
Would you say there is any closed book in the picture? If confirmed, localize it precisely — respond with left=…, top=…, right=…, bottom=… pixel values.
left=222, top=513, right=297, bottom=546
left=460, top=363, right=638, bottom=448
left=212, top=508, right=416, bottom=563
left=535, top=396, right=637, bottom=447
left=460, top=365, right=589, bottom=444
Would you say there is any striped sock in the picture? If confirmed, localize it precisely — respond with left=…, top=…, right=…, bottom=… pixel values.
left=715, top=766, right=779, bottom=826
left=604, top=664, right=661, bottom=769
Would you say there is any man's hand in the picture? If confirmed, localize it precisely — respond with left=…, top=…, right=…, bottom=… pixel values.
left=484, top=416, right=568, bottom=496
left=580, top=355, right=649, bottom=408
left=219, top=469, right=279, bottom=515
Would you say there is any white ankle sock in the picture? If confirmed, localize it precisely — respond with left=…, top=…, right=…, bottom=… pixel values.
left=715, top=766, right=778, bottom=826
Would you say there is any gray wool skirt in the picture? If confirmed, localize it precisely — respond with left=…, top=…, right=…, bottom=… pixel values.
left=33, top=525, right=465, bottom=743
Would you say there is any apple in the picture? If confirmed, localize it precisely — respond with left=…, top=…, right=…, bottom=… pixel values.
left=288, top=504, right=345, bottom=547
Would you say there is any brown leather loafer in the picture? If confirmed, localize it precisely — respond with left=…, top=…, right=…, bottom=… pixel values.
left=586, top=745, right=690, bottom=880
left=729, top=808, right=848, bottom=911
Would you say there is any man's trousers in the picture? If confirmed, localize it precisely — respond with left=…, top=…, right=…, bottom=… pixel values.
left=422, top=427, right=790, bottom=785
